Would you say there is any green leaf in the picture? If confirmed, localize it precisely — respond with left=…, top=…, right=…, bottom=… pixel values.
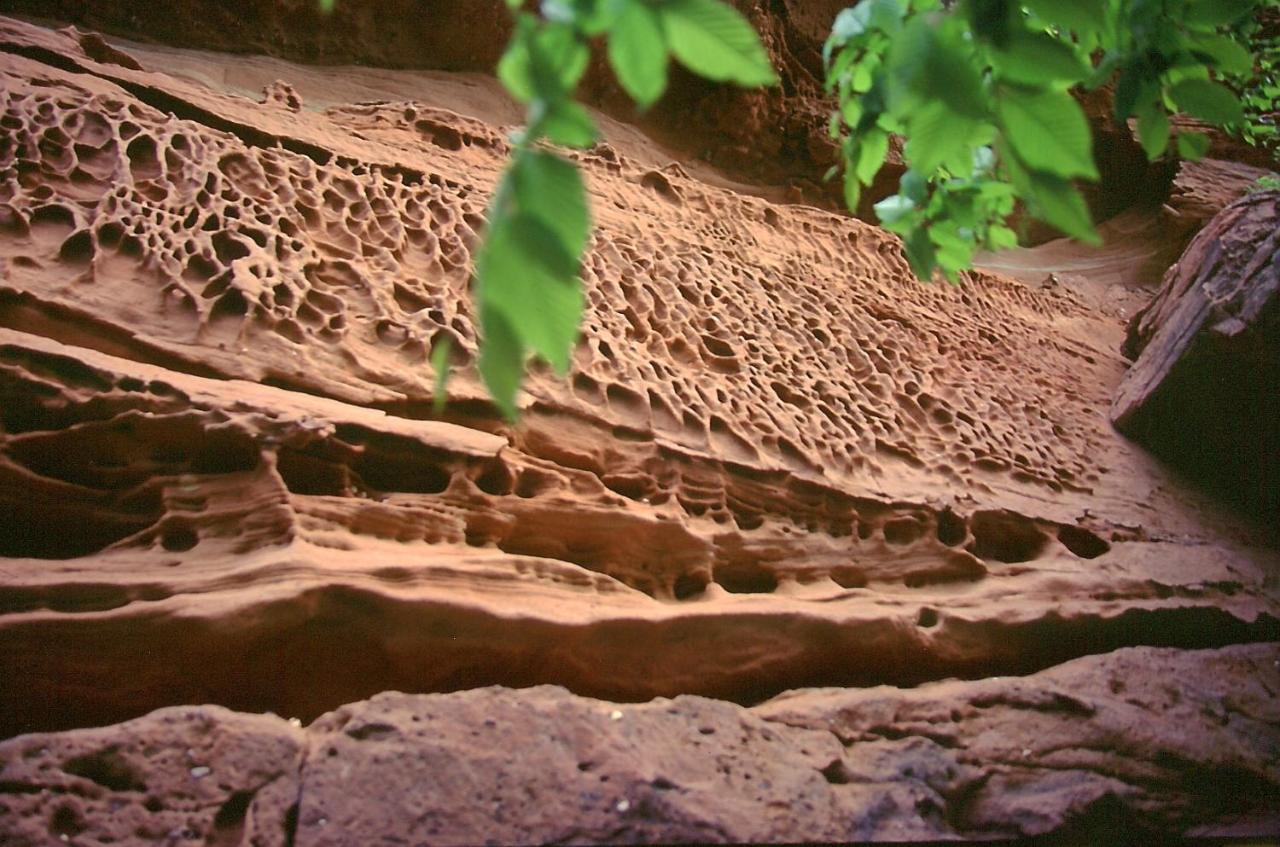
left=660, top=0, right=779, bottom=86
left=497, top=16, right=538, bottom=102
left=904, top=100, right=982, bottom=175
left=608, top=0, right=668, bottom=107
left=539, top=99, right=598, bottom=147
left=1136, top=101, right=1170, bottom=160
left=988, top=224, right=1018, bottom=250
left=900, top=169, right=927, bottom=203
left=431, top=336, right=451, bottom=414
left=1176, top=130, right=1211, bottom=160
left=501, top=18, right=590, bottom=103
left=1023, top=171, right=1099, bottom=243
left=529, top=23, right=591, bottom=96
left=547, top=0, right=617, bottom=33
left=1169, top=79, right=1245, bottom=126
left=475, top=152, right=589, bottom=381
left=886, top=19, right=987, bottom=119
left=1188, top=33, right=1255, bottom=77
left=874, top=193, right=915, bottom=225
left=824, top=0, right=903, bottom=62
left=998, top=87, right=1098, bottom=180
left=477, top=304, right=525, bottom=420
left=930, top=222, right=976, bottom=271
left=1184, top=0, right=1257, bottom=29
left=855, top=128, right=890, bottom=184
left=477, top=214, right=584, bottom=373
left=1021, top=0, right=1106, bottom=34
left=1002, top=144, right=1097, bottom=242
left=318, top=0, right=335, bottom=12
left=992, top=30, right=1089, bottom=86
left=843, top=165, right=862, bottom=211
left=902, top=227, right=937, bottom=280
left=512, top=150, right=590, bottom=261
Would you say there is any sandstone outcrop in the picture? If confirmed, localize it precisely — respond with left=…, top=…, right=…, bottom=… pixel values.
left=0, top=0, right=847, bottom=204
left=1113, top=189, right=1280, bottom=514
left=0, top=13, right=1277, bottom=842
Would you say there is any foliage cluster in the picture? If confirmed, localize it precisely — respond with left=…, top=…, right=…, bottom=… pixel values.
left=1249, top=173, right=1280, bottom=191
left=826, top=0, right=1263, bottom=281
left=1232, top=3, right=1280, bottom=155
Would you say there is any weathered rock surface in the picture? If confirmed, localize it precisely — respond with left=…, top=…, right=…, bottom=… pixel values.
left=0, top=0, right=849, bottom=204
left=3, top=645, right=1277, bottom=844
left=1113, top=189, right=1280, bottom=513
left=0, top=706, right=303, bottom=846
left=0, top=13, right=1277, bottom=842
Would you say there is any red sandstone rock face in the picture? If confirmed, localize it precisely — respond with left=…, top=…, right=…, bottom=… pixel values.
left=1, top=0, right=846, bottom=203
left=0, top=14, right=1277, bottom=843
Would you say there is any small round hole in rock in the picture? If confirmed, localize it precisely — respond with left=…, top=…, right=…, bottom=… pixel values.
left=161, top=526, right=198, bottom=552
left=935, top=509, right=967, bottom=546
left=673, top=572, right=709, bottom=600
left=1058, top=525, right=1111, bottom=559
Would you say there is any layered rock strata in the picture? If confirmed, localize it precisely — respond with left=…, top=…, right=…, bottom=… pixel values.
left=0, top=15, right=1277, bottom=841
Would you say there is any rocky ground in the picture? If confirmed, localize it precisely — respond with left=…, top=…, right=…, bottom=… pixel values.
left=0, top=8, right=1277, bottom=845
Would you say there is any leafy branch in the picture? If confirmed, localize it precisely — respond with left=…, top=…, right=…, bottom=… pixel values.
left=826, top=0, right=1263, bottom=281
left=473, top=0, right=777, bottom=417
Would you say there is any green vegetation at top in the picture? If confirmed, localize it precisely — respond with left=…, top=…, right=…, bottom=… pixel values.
left=827, top=0, right=1265, bottom=281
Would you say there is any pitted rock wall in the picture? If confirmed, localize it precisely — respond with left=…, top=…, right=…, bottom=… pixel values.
left=0, top=15, right=1277, bottom=842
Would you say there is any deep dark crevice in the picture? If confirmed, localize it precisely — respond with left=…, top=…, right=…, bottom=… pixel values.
left=61, top=746, right=146, bottom=791
left=0, top=486, right=160, bottom=559
left=967, top=510, right=1050, bottom=564
left=283, top=800, right=300, bottom=847
left=1058, top=525, right=1111, bottom=559
left=208, top=790, right=255, bottom=847
left=1, top=584, right=1274, bottom=740
left=819, top=759, right=851, bottom=785
left=713, top=562, right=779, bottom=594
left=331, top=424, right=454, bottom=494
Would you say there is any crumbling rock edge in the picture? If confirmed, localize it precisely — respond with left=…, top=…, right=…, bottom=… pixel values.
left=1, top=644, right=1278, bottom=844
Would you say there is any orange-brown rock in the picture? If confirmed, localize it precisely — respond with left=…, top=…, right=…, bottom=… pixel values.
left=0, top=0, right=847, bottom=203
left=0, top=14, right=1277, bottom=842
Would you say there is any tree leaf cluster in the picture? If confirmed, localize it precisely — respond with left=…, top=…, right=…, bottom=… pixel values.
left=826, top=0, right=1263, bottom=281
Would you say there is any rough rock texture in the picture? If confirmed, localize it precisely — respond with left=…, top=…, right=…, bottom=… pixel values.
left=1113, top=190, right=1280, bottom=514
left=0, top=14, right=1277, bottom=842
left=0, top=706, right=303, bottom=846
left=0, top=0, right=848, bottom=204
left=4, top=645, right=1278, bottom=844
